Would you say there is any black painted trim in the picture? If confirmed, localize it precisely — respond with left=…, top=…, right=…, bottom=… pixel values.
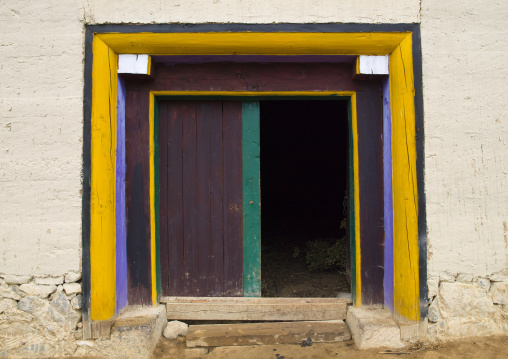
left=87, top=23, right=418, bottom=34
left=82, top=22, right=427, bottom=320
left=82, top=26, right=93, bottom=320
left=412, top=25, right=428, bottom=320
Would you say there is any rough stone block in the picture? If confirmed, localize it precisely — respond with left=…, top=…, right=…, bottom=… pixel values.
left=11, top=285, right=26, bottom=298
left=439, top=282, right=498, bottom=318
left=1, top=274, right=33, bottom=285
left=17, top=296, right=48, bottom=315
left=489, top=269, right=508, bottom=282
left=440, top=272, right=456, bottom=283
left=19, top=282, right=57, bottom=298
left=71, top=294, right=82, bottom=309
left=163, top=320, right=188, bottom=339
left=0, top=298, right=17, bottom=314
left=435, top=282, right=506, bottom=338
left=63, top=282, right=81, bottom=295
left=0, top=285, right=22, bottom=300
left=50, top=292, right=81, bottom=329
left=476, top=278, right=491, bottom=292
left=456, top=273, right=473, bottom=283
left=93, top=305, right=167, bottom=359
left=399, top=323, right=419, bottom=342
left=65, top=271, right=82, bottom=283
left=427, top=276, right=439, bottom=299
left=346, top=307, right=405, bottom=349
left=490, top=282, right=508, bottom=305
left=428, top=299, right=441, bottom=323
left=35, top=276, right=64, bottom=286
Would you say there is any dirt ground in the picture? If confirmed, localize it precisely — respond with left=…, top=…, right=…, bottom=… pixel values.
left=152, top=335, right=508, bottom=359
left=261, top=228, right=349, bottom=298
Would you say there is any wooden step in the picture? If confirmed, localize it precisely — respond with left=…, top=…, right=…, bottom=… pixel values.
left=186, top=320, right=351, bottom=347
left=160, top=297, right=351, bottom=321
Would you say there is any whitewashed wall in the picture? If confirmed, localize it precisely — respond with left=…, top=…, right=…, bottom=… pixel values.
left=0, top=0, right=507, bottom=338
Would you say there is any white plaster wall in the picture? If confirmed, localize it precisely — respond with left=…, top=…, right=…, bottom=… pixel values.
left=421, top=1, right=508, bottom=297
left=0, top=0, right=507, bottom=306
left=0, top=1, right=86, bottom=276
left=85, top=0, right=421, bottom=24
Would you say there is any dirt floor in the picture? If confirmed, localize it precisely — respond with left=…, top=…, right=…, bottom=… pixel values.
left=152, top=335, right=508, bottom=359
left=261, top=227, right=350, bottom=298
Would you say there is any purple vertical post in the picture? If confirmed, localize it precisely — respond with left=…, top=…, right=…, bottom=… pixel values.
left=383, top=77, right=394, bottom=312
left=116, top=76, right=128, bottom=312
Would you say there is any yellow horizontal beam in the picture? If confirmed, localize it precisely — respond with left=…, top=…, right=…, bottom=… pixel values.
left=97, top=32, right=408, bottom=56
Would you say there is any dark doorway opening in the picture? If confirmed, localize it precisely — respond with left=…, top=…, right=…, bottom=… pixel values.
left=260, top=100, right=350, bottom=297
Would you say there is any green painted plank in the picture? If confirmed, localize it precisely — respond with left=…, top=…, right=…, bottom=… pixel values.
left=348, top=99, right=356, bottom=305
left=154, top=98, right=161, bottom=300
left=242, top=101, right=261, bottom=297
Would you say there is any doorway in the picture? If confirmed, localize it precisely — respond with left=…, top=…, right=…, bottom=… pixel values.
left=260, top=100, right=351, bottom=297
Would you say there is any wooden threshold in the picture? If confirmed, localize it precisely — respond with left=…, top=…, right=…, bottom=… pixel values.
left=186, top=320, right=351, bottom=347
left=160, top=297, right=351, bottom=321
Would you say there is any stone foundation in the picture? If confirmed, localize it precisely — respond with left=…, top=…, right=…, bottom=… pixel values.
left=0, top=272, right=83, bottom=357
left=427, top=269, right=508, bottom=340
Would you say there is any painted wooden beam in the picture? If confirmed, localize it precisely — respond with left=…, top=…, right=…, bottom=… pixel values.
left=90, top=36, right=117, bottom=321
left=186, top=320, right=350, bottom=347
left=125, top=89, right=152, bottom=305
left=118, top=54, right=151, bottom=75
left=351, top=94, right=361, bottom=306
left=390, top=34, right=419, bottom=322
left=116, top=76, right=127, bottom=313
left=153, top=96, right=161, bottom=302
left=383, top=77, right=394, bottom=313
left=149, top=93, right=157, bottom=305
left=242, top=102, right=261, bottom=297
left=98, top=32, right=408, bottom=56
left=161, top=297, right=350, bottom=321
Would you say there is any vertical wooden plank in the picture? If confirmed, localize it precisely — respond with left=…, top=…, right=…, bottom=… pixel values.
left=210, top=102, right=225, bottom=296
left=90, top=36, right=117, bottom=320
left=197, top=101, right=224, bottom=296
left=150, top=94, right=159, bottom=304
left=390, top=34, right=419, bottom=322
left=357, top=86, right=384, bottom=306
left=152, top=96, right=162, bottom=302
left=166, top=102, right=185, bottom=296
left=125, top=90, right=152, bottom=305
left=383, top=77, right=394, bottom=312
left=222, top=101, right=244, bottom=296
left=158, top=101, right=170, bottom=296
left=195, top=102, right=213, bottom=296
left=242, top=102, right=261, bottom=297
left=182, top=102, right=199, bottom=296
left=116, top=76, right=127, bottom=312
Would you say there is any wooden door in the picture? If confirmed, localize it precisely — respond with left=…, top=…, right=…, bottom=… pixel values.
left=159, top=100, right=244, bottom=297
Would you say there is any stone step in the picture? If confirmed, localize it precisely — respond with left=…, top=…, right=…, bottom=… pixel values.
left=186, top=320, right=351, bottom=348
left=161, top=296, right=351, bottom=321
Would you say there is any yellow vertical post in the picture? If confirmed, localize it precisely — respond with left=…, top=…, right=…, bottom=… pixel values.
left=90, top=36, right=118, bottom=321
left=390, top=34, right=419, bottom=322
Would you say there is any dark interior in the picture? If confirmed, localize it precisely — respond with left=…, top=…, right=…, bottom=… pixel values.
left=260, top=100, right=350, bottom=297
